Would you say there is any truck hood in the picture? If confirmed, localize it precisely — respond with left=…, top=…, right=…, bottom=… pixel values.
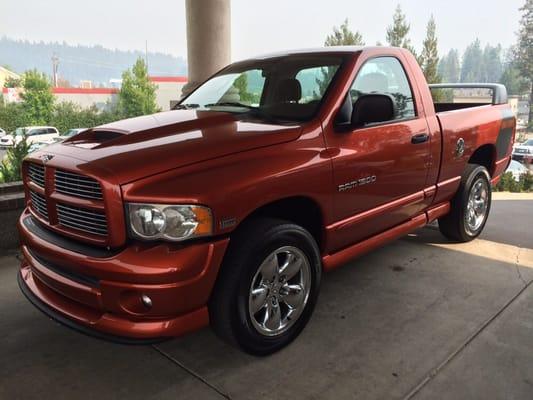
left=32, top=110, right=302, bottom=184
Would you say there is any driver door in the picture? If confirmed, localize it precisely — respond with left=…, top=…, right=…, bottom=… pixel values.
left=326, top=56, right=431, bottom=251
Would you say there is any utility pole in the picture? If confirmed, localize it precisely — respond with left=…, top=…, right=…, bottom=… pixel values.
left=51, top=53, right=59, bottom=87
left=145, top=40, right=149, bottom=71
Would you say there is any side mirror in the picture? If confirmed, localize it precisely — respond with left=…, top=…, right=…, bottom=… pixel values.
left=334, top=94, right=353, bottom=129
left=351, top=94, right=395, bottom=128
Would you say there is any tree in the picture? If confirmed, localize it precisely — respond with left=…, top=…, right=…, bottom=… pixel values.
left=500, top=60, right=529, bottom=95
left=482, top=45, right=503, bottom=82
left=118, top=58, right=159, bottom=118
left=515, top=0, right=533, bottom=127
left=20, top=69, right=55, bottom=124
left=0, top=101, right=30, bottom=132
left=3, top=76, right=21, bottom=88
left=386, top=5, right=417, bottom=58
left=319, top=20, right=365, bottom=94
left=461, top=39, right=484, bottom=82
left=419, top=16, right=440, bottom=84
left=324, top=19, right=365, bottom=46
left=438, top=49, right=461, bottom=83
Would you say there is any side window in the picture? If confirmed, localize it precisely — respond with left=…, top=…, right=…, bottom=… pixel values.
left=350, top=57, right=416, bottom=120
left=47, top=128, right=57, bottom=134
left=295, top=65, right=339, bottom=104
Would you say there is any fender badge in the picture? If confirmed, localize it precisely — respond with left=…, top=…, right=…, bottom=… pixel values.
left=455, top=138, right=465, bottom=157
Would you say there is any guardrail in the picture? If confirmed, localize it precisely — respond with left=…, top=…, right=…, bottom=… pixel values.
left=0, top=181, right=24, bottom=250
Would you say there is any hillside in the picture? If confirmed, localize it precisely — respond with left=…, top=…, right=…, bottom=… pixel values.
left=0, top=37, right=187, bottom=86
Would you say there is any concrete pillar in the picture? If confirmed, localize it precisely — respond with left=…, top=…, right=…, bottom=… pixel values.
left=182, top=0, right=231, bottom=96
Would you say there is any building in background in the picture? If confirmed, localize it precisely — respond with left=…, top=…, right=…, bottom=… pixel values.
left=149, top=76, right=187, bottom=110
left=0, top=66, right=20, bottom=88
left=2, top=75, right=187, bottom=112
left=53, top=87, right=119, bottom=111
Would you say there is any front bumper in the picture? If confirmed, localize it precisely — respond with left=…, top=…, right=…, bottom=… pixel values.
left=18, top=209, right=229, bottom=341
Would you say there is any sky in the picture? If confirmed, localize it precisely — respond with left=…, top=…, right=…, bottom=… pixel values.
left=0, top=0, right=524, bottom=61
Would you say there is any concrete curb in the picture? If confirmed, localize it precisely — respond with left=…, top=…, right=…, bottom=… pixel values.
left=492, top=192, right=533, bottom=200
left=0, top=181, right=24, bottom=250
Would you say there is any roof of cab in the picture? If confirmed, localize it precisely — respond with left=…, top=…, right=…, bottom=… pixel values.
left=243, top=46, right=400, bottom=61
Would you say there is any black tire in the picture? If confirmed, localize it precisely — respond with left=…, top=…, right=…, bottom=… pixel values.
left=209, top=217, right=322, bottom=356
left=438, top=164, right=492, bottom=242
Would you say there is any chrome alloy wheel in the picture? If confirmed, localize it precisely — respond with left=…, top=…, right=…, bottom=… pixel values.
left=248, top=246, right=312, bottom=337
left=464, top=177, right=489, bottom=235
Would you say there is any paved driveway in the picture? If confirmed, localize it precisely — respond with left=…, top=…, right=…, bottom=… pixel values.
left=1, top=194, right=532, bottom=400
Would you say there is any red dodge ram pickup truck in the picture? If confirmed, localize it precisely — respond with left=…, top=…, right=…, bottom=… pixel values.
left=18, top=47, right=515, bottom=355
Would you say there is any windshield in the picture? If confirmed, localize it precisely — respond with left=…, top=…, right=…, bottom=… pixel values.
left=14, top=128, right=25, bottom=136
left=179, top=55, right=345, bottom=122
left=523, top=139, right=533, bottom=146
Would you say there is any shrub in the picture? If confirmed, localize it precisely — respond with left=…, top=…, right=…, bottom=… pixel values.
left=494, top=170, right=533, bottom=192
left=50, top=102, right=119, bottom=132
left=0, top=134, right=29, bottom=183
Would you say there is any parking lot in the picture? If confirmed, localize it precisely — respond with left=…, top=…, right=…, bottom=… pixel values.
left=0, top=193, right=532, bottom=399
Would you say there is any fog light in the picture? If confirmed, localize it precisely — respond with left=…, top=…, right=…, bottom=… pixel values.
left=141, top=294, right=153, bottom=309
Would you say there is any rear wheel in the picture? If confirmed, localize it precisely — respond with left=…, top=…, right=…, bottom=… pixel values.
left=209, top=218, right=322, bottom=355
left=438, top=164, right=491, bottom=242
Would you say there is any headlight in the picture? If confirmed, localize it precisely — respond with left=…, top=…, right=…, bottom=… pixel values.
left=127, top=203, right=213, bottom=241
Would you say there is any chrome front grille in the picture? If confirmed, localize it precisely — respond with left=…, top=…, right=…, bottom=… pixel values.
left=55, top=169, right=103, bottom=200
left=28, top=163, right=45, bottom=187
left=57, top=203, right=108, bottom=236
left=30, top=191, right=48, bottom=220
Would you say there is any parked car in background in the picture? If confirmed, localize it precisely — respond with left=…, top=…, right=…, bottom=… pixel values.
left=53, top=128, right=87, bottom=143
left=28, top=142, right=50, bottom=153
left=28, top=129, right=88, bottom=153
left=506, top=160, right=529, bottom=181
left=0, top=128, right=6, bottom=137
left=512, top=139, right=533, bottom=164
left=0, top=126, right=60, bottom=147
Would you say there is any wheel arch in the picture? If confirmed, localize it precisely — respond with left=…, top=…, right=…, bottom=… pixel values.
left=235, top=196, right=326, bottom=252
left=468, top=143, right=497, bottom=176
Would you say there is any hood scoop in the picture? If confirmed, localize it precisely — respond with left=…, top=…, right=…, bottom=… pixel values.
left=64, top=130, right=125, bottom=149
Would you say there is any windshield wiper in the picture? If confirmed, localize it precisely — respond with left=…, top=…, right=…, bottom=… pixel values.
left=204, top=102, right=258, bottom=109
left=173, top=103, right=200, bottom=110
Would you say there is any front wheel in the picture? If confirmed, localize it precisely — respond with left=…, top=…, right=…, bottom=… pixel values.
left=209, top=218, right=322, bottom=355
left=438, top=164, right=492, bottom=242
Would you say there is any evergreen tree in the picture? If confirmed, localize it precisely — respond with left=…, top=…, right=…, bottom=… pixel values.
left=438, top=49, right=461, bottom=83
left=500, top=48, right=530, bottom=95
left=461, top=39, right=484, bottom=82
left=118, top=58, right=159, bottom=118
left=482, top=45, right=503, bottom=82
left=515, top=0, right=532, bottom=127
left=319, top=20, right=364, bottom=94
left=324, top=19, right=365, bottom=46
left=386, top=5, right=417, bottom=58
left=419, top=16, right=440, bottom=83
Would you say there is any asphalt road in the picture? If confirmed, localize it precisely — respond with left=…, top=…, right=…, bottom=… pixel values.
left=0, top=195, right=532, bottom=399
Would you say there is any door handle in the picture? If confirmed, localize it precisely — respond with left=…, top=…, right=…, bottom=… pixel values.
left=411, top=133, right=429, bottom=144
